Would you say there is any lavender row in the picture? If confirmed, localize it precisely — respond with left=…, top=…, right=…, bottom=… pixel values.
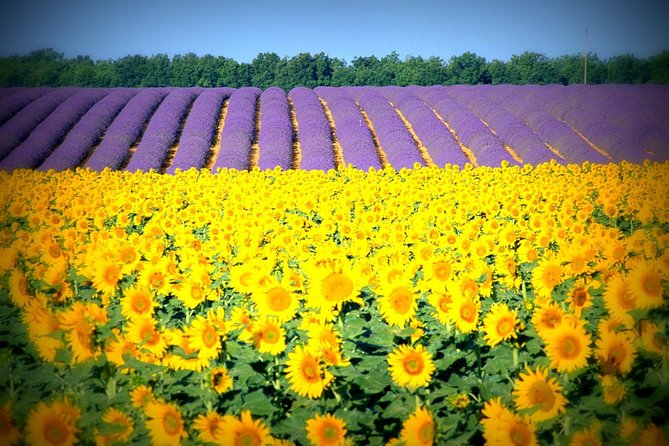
left=486, top=86, right=610, bottom=164
left=0, top=88, right=54, bottom=127
left=0, top=89, right=108, bottom=170
left=125, top=89, right=198, bottom=172
left=85, top=89, right=169, bottom=171
left=382, top=87, right=469, bottom=167
left=448, top=86, right=558, bottom=165
left=0, top=88, right=78, bottom=161
left=38, top=89, right=138, bottom=171
left=417, top=87, right=517, bottom=167
left=257, top=87, right=293, bottom=171
left=166, top=88, right=233, bottom=173
left=213, top=87, right=261, bottom=171
left=346, top=87, right=424, bottom=169
left=314, top=87, right=382, bottom=170
left=288, top=87, right=336, bottom=170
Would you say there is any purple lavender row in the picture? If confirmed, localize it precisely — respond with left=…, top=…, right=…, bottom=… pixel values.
left=448, top=86, right=557, bottom=165
left=85, top=89, right=169, bottom=171
left=166, top=88, right=233, bottom=173
left=213, top=87, right=261, bottom=171
left=38, top=89, right=138, bottom=171
left=0, top=88, right=54, bottom=127
left=288, top=87, right=336, bottom=170
left=545, top=91, right=648, bottom=163
left=418, top=87, right=516, bottom=167
left=257, top=87, right=293, bottom=171
left=486, top=86, right=610, bottom=164
left=0, top=88, right=78, bottom=161
left=125, top=89, right=198, bottom=172
left=346, top=87, right=423, bottom=169
left=382, top=87, right=469, bottom=167
left=0, top=89, right=108, bottom=170
left=313, top=87, right=382, bottom=170
left=553, top=85, right=667, bottom=161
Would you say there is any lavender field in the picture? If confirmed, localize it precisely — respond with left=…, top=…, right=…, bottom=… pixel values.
left=0, top=84, right=668, bottom=172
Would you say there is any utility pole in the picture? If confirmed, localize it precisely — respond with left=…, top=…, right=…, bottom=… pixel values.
left=584, top=27, right=588, bottom=84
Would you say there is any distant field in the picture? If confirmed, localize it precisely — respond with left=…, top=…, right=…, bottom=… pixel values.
left=1, top=84, right=667, bottom=172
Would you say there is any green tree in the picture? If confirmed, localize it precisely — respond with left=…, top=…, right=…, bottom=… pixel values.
left=251, top=53, right=281, bottom=88
left=447, top=52, right=490, bottom=84
left=606, top=54, right=649, bottom=83
left=506, top=51, right=557, bottom=84
left=487, top=59, right=508, bottom=84
left=142, top=54, right=171, bottom=87
left=648, top=51, right=669, bottom=84
left=116, top=54, right=149, bottom=87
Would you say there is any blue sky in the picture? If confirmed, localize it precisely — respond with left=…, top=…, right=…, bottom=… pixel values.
left=1, top=0, right=668, bottom=62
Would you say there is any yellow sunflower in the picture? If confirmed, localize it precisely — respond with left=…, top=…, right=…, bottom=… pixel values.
left=427, top=292, right=453, bottom=325
left=25, top=399, right=80, bottom=446
left=512, top=367, right=566, bottom=422
left=130, top=385, right=155, bottom=409
left=602, top=273, right=637, bottom=322
left=400, top=406, right=435, bottom=446
left=638, top=423, right=669, bottom=446
left=531, top=257, right=563, bottom=300
left=377, top=281, right=418, bottom=328
left=8, top=268, right=31, bottom=308
left=91, top=259, right=122, bottom=299
left=145, top=401, right=187, bottom=446
left=252, top=318, right=287, bottom=356
left=447, top=295, right=480, bottom=334
left=0, top=402, right=20, bottom=446
left=99, top=408, right=134, bottom=443
left=120, top=286, right=156, bottom=321
left=626, top=260, right=665, bottom=309
left=184, top=314, right=225, bottom=361
left=126, top=317, right=168, bottom=359
left=306, top=413, right=347, bottom=446
left=253, top=276, right=300, bottom=323
left=569, top=426, right=601, bottom=446
left=566, top=281, right=592, bottom=318
left=543, top=319, right=592, bottom=373
left=304, top=259, right=364, bottom=314
left=596, top=331, right=636, bottom=375
left=193, top=411, right=224, bottom=444
left=600, top=374, right=626, bottom=404
left=387, top=344, right=435, bottom=389
left=422, top=256, right=453, bottom=292
left=210, top=366, right=233, bottom=394
left=531, top=303, right=565, bottom=338
left=482, top=303, right=519, bottom=347
left=481, top=398, right=538, bottom=446
left=285, top=345, right=333, bottom=399
left=218, top=410, right=272, bottom=446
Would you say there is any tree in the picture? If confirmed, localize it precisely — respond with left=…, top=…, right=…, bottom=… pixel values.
left=487, top=59, right=508, bottom=85
left=251, top=53, right=281, bottom=88
left=142, top=54, right=171, bottom=87
left=506, top=52, right=557, bottom=84
left=606, top=54, right=649, bottom=83
left=648, top=51, right=669, bottom=84
left=447, top=52, right=490, bottom=84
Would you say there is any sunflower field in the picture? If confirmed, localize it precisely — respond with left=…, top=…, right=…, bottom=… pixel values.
left=0, top=160, right=668, bottom=445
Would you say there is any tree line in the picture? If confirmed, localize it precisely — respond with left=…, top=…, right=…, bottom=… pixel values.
left=1, top=48, right=667, bottom=89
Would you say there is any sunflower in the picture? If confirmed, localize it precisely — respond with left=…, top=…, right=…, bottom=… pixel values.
left=126, top=317, right=167, bottom=358
left=569, top=426, right=601, bottom=446
left=566, top=281, right=592, bottom=318
left=0, top=402, right=20, bottom=446
left=91, top=259, right=122, bottom=299
left=25, top=400, right=80, bottom=446
left=602, top=273, right=637, bottom=322
left=100, top=408, right=134, bottom=443
left=531, top=257, right=563, bottom=300
left=253, top=277, right=300, bottom=323
left=422, top=256, right=453, bottom=292
left=638, top=423, right=669, bottom=446
left=481, top=398, right=538, bottom=446
left=387, top=344, right=435, bottom=389
left=252, top=318, right=287, bottom=356
left=377, top=281, right=418, bottom=328
left=447, top=295, right=480, bottom=334
left=105, top=333, right=139, bottom=367
left=638, top=320, right=665, bottom=355
left=120, top=286, right=156, bottom=321
left=145, top=401, right=187, bottom=446
left=596, top=331, right=636, bottom=375
left=626, top=260, right=665, bottom=309
left=58, top=304, right=98, bottom=364
left=543, top=319, right=592, bottom=373
left=218, top=410, right=272, bottom=446
left=285, top=345, right=333, bottom=399
left=194, top=411, right=224, bottom=444
left=400, top=406, right=435, bottom=446
left=512, top=367, right=566, bottom=422
left=184, top=314, right=225, bottom=361
left=531, top=303, right=565, bottom=338
left=130, top=385, right=155, bottom=409
left=228, top=259, right=264, bottom=295
left=174, top=278, right=215, bottom=310
left=304, top=259, right=364, bottom=313
left=483, top=303, right=519, bottom=347
left=210, top=366, right=233, bottom=393
left=600, top=374, right=626, bottom=404
left=428, top=292, right=452, bottom=325
left=8, top=268, right=31, bottom=308
left=306, top=413, right=347, bottom=446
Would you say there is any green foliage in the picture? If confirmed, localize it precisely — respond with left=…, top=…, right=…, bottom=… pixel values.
left=0, top=48, right=667, bottom=89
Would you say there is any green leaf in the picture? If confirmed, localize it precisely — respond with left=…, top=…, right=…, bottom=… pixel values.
left=243, top=390, right=276, bottom=417
left=382, top=396, right=411, bottom=419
